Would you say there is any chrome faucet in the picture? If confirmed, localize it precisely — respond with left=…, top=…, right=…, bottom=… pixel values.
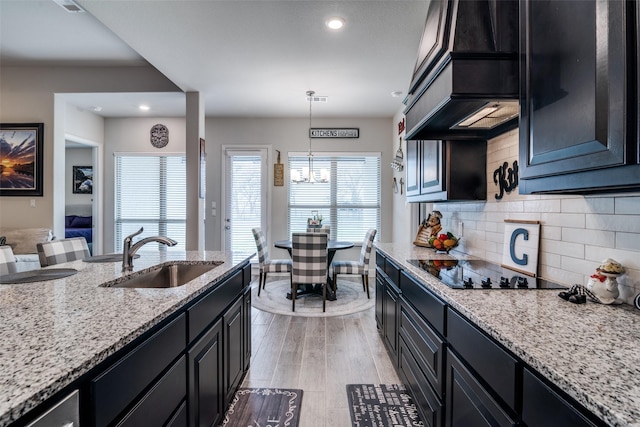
left=122, top=227, right=178, bottom=271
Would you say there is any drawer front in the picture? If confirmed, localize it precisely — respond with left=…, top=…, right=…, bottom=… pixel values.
left=92, top=313, right=186, bottom=427
left=400, top=271, right=446, bottom=335
left=385, top=258, right=401, bottom=286
left=446, top=349, right=516, bottom=427
left=116, top=356, right=187, bottom=427
left=188, top=269, right=242, bottom=342
left=399, top=335, right=443, bottom=427
left=447, top=309, right=518, bottom=411
left=375, top=249, right=385, bottom=269
left=522, top=368, right=599, bottom=427
left=400, top=300, right=445, bottom=398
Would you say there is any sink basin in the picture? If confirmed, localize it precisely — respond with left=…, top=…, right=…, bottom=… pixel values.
left=0, top=268, right=78, bottom=284
left=83, top=253, right=139, bottom=263
left=102, top=261, right=223, bottom=288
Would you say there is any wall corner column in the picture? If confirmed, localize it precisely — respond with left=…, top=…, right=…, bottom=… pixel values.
left=186, top=92, right=205, bottom=251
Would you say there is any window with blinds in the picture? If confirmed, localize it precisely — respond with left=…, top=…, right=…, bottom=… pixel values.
left=114, top=154, right=186, bottom=252
left=288, top=153, right=381, bottom=243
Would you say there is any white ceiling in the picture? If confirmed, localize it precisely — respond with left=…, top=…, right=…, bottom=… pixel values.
left=0, top=0, right=429, bottom=118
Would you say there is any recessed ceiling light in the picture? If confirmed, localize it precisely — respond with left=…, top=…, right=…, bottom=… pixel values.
left=391, top=91, right=403, bottom=98
left=326, top=17, right=345, bottom=30
left=139, top=105, right=150, bottom=111
left=91, top=106, right=103, bottom=112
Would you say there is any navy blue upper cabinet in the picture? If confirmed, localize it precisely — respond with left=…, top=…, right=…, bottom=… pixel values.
left=519, top=0, right=639, bottom=194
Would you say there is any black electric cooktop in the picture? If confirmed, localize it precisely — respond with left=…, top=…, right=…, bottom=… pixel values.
left=406, top=258, right=567, bottom=290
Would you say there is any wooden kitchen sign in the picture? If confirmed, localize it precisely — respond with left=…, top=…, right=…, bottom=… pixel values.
left=502, top=219, right=540, bottom=277
left=309, top=128, right=359, bottom=138
left=274, top=150, right=284, bottom=186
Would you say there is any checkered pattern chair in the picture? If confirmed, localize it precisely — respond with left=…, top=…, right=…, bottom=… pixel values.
left=331, top=228, right=377, bottom=298
left=0, top=246, right=17, bottom=276
left=37, top=237, right=90, bottom=267
left=291, top=232, right=328, bottom=312
left=252, top=228, right=292, bottom=296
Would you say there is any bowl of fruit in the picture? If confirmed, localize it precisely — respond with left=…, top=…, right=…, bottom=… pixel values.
left=428, top=232, right=460, bottom=253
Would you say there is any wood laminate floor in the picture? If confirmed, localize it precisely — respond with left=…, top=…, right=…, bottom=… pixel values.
left=242, top=297, right=401, bottom=427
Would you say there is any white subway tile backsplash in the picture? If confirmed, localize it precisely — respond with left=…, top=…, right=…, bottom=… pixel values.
left=540, top=212, right=586, bottom=228
left=562, top=196, right=614, bottom=214
left=616, top=232, right=640, bottom=251
left=434, top=130, right=640, bottom=306
left=561, top=227, right=615, bottom=246
left=614, top=196, right=640, bottom=214
left=587, top=214, right=640, bottom=233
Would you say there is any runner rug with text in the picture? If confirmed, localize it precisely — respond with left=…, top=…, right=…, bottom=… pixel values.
left=221, top=388, right=303, bottom=427
left=347, top=384, right=424, bottom=427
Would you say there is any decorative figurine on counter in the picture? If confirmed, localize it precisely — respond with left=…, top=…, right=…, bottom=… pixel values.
left=413, top=210, right=445, bottom=248
left=586, top=258, right=625, bottom=304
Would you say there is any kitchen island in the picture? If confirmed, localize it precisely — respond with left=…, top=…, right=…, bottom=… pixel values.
left=0, top=250, right=254, bottom=427
left=375, top=243, right=639, bottom=427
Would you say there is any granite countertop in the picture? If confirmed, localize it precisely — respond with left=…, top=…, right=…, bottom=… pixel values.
left=375, top=243, right=640, bottom=427
left=0, top=250, right=253, bottom=427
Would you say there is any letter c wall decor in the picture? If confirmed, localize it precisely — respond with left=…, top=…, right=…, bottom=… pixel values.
left=502, top=220, right=540, bottom=277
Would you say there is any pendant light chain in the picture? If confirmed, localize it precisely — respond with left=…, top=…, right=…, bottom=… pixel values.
left=307, top=90, right=317, bottom=183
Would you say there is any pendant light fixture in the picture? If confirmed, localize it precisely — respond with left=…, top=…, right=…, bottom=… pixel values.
left=306, top=90, right=318, bottom=183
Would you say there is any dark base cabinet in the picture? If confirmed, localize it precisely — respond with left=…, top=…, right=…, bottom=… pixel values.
left=188, top=319, right=223, bottom=427
left=10, top=261, right=253, bottom=427
left=445, top=350, right=516, bottom=427
left=522, top=369, right=599, bottom=427
left=373, top=249, right=607, bottom=427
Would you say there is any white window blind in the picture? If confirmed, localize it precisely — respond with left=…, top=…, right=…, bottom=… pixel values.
left=224, top=153, right=264, bottom=253
left=288, top=153, right=381, bottom=243
left=114, top=154, right=186, bottom=252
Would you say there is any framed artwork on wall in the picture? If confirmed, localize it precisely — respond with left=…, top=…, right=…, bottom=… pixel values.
left=73, top=165, right=93, bottom=194
left=0, top=123, right=44, bottom=196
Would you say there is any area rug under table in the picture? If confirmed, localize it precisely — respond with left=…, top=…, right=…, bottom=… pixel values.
left=251, top=278, right=375, bottom=317
left=221, top=388, right=303, bottom=427
left=347, top=384, right=424, bottom=427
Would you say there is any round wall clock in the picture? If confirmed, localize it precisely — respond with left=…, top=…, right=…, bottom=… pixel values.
left=150, top=124, right=169, bottom=148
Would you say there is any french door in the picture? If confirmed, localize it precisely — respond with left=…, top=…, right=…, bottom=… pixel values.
left=222, top=147, right=269, bottom=252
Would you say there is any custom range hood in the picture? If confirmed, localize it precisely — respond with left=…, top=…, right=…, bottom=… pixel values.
left=404, top=0, right=519, bottom=141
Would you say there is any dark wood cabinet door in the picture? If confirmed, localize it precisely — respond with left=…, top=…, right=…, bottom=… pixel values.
left=383, top=280, right=399, bottom=360
left=519, top=0, right=632, bottom=192
left=188, top=319, right=223, bottom=427
left=420, top=140, right=445, bottom=195
left=224, top=297, right=244, bottom=405
left=445, top=350, right=516, bottom=427
left=243, top=286, right=252, bottom=372
left=375, top=272, right=384, bottom=330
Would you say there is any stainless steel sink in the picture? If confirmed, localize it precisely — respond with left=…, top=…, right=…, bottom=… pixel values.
left=0, top=268, right=78, bottom=284
left=101, top=261, right=223, bottom=288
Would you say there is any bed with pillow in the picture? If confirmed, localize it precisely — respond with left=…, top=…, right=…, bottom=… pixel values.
left=65, top=204, right=93, bottom=253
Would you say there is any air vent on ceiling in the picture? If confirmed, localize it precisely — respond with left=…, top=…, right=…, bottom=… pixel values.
left=52, top=0, right=85, bottom=13
left=306, top=95, right=328, bottom=103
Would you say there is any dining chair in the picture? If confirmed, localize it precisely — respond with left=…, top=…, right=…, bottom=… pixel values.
left=291, top=232, right=328, bottom=312
left=0, top=246, right=17, bottom=276
left=251, top=228, right=292, bottom=296
left=37, top=237, right=91, bottom=267
left=331, top=228, right=377, bottom=298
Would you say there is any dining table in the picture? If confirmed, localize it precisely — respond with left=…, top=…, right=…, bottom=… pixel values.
left=274, top=239, right=354, bottom=301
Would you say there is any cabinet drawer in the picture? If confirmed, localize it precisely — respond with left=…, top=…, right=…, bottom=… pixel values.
left=522, top=368, right=600, bottom=427
left=399, top=335, right=443, bottom=427
left=188, top=269, right=242, bottom=342
left=91, top=313, right=186, bottom=427
left=447, top=309, right=517, bottom=411
left=375, top=249, right=385, bottom=269
left=400, top=300, right=445, bottom=398
left=116, top=355, right=187, bottom=427
left=385, top=258, right=401, bottom=287
left=400, top=271, right=446, bottom=335
left=446, top=349, right=516, bottom=427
